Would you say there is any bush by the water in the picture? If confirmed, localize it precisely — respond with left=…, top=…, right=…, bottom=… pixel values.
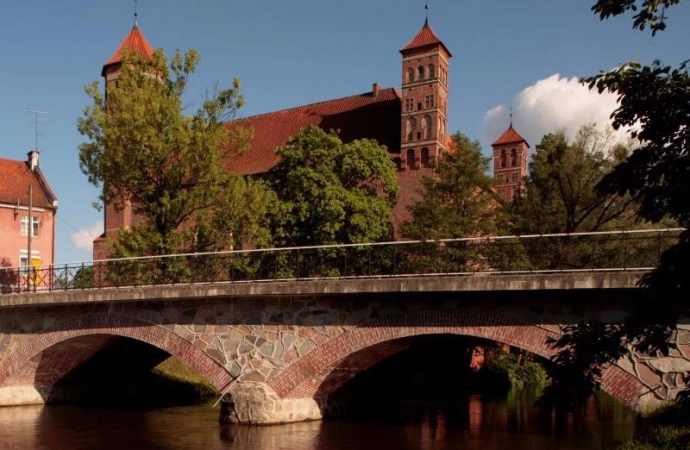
left=471, top=351, right=548, bottom=394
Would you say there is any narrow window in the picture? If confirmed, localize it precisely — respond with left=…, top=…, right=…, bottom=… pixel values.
left=500, top=149, right=507, bottom=168
left=418, top=65, right=425, bottom=80
left=511, top=172, right=519, bottom=183
left=406, top=117, right=416, bottom=141
left=407, top=68, right=414, bottom=83
left=423, top=115, right=432, bottom=139
left=425, top=94, right=435, bottom=109
left=511, top=148, right=518, bottom=166
left=407, top=149, right=416, bottom=170
left=428, top=64, right=435, bottom=79
left=421, top=148, right=430, bottom=168
left=405, top=98, right=414, bottom=112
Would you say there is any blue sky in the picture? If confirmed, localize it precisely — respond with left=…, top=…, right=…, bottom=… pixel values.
left=1, top=0, right=688, bottom=264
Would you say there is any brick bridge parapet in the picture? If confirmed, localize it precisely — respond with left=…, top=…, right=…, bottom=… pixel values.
left=0, top=272, right=687, bottom=423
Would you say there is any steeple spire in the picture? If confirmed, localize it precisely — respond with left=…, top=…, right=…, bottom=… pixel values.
left=134, top=0, right=139, bottom=27
left=425, top=0, right=430, bottom=25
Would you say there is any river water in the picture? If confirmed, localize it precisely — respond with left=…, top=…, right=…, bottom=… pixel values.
left=0, top=391, right=635, bottom=450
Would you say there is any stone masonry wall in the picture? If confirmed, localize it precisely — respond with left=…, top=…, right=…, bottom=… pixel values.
left=0, top=289, right=684, bottom=421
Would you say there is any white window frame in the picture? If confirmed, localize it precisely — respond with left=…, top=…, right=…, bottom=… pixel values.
left=20, top=215, right=39, bottom=237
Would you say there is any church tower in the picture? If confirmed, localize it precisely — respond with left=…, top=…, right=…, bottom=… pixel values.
left=399, top=19, right=451, bottom=170
left=491, top=124, right=529, bottom=202
left=94, top=24, right=154, bottom=260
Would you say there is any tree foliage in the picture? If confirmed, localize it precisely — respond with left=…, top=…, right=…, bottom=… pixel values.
left=402, top=133, right=528, bottom=273
left=267, top=126, right=399, bottom=247
left=510, top=125, right=649, bottom=269
left=78, top=49, right=274, bottom=256
left=402, top=132, right=507, bottom=240
left=541, top=0, right=689, bottom=410
left=591, top=0, right=684, bottom=35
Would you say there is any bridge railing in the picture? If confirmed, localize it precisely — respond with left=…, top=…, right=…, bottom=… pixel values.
left=0, top=228, right=683, bottom=293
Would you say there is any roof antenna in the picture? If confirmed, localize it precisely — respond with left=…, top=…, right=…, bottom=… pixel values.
left=134, top=0, right=139, bottom=27
left=24, top=110, right=49, bottom=152
left=424, top=0, right=430, bottom=26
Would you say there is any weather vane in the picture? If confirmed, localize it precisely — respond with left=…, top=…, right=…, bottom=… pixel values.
left=425, top=0, right=430, bottom=22
left=134, top=0, right=139, bottom=26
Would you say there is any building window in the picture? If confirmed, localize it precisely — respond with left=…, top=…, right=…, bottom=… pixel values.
left=423, top=115, right=432, bottom=139
left=500, top=150, right=507, bottom=168
left=407, top=149, right=416, bottom=170
left=406, top=117, right=416, bottom=141
left=511, top=148, right=518, bottom=166
left=428, top=64, right=435, bottom=79
left=511, top=172, right=519, bottom=183
left=405, top=98, right=414, bottom=112
left=421, top=148, right=430, bottom=168
left=20, top=216, right=39, bottom=237
left=425, top=94, right=435, bottom=109
left=418, top=65, right=425, bottom=80
left=496, top=174, right=503, bottom=184
left=407, top=68, right=414, bottom=83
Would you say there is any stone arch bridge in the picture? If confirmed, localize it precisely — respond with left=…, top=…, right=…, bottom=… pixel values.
left=0, top=271, right=687, bottom=424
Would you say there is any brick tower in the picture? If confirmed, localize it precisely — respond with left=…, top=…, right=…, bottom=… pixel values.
left=491, top=124, right=529, bottom=202
left=392, top=19, right=452, bottom=232
left=93, top=25, right=154, bottom=260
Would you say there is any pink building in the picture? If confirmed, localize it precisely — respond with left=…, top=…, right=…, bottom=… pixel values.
left=0, top=151, right=58, bottom=269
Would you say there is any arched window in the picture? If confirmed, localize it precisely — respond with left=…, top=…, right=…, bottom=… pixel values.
left=421, top=148, right=430, bottom=168
left=407, top=68, right=414, bottom=83
left=511, top=148, right=518, bottom=166
left=418, top=65, right=425, bottom=81
left=407, top=149, right=416, bottom=170
left=500, top=149, right=507, bottom=168
left=406, top=117, right=416, bottom=142
left=428, top=64, right=435, bottom=79
left=423, top=115, right=432, bottom=139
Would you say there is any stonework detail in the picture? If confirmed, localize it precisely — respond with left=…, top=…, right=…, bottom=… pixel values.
left=0, top=289, right=685, bottom=422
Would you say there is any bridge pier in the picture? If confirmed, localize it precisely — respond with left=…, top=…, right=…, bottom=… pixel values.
left=0, top=385, right=44, bottom=407
left=219, top=382, right=322, bottom=425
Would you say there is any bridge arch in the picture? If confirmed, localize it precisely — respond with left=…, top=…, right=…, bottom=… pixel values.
left=268, top=308, right=644, bottom=411
left=0, top=313, right=232, bottom=394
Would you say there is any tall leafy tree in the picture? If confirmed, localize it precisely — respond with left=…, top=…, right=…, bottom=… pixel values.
left=510, top=125, right=647, bottom=269
left=268, top=126, right=399, bottom=247
left=402, top=133, right=526, bottom=273
left=403, top=132, right=506, bottom=239
left=541, top=0, right=689, bottom=410
left=78, top=49, right=274, bottom=258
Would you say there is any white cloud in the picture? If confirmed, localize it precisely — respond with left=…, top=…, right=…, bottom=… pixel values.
left=482, top=74, right=631, bottom=149
left=71, top=221, right=103, bottom=252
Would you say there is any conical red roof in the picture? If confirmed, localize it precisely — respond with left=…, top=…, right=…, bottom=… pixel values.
left=400, top=20, right=451, bottom=56
left=103, top=25, right=154, bottom=67
left=492, top=125, right=529, bottom=147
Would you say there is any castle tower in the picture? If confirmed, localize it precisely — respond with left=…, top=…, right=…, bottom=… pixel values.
left=491, top=124, right=529, bottom=202
left=94, top=25, right=154, bottom=259
left=399, top=19, right=451, bottom=170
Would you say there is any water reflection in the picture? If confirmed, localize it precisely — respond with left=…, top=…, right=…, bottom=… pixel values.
left=0, top=392, right=635, bottom=450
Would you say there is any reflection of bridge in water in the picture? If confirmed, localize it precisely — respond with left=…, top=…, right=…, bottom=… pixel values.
left=0, top=229, right=685, bottom=423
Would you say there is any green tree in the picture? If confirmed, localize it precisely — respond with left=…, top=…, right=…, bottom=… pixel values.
left=402, top=132, right=526, bottom=273
left=268, top=126, right=399, bottom=247
left=510, top=125, right=648, bottom=269
left=403, top=132, right=506, bottom=240
left=78, top=49, right=274, bottom=259
left=541, top=0, right=689, bottom=410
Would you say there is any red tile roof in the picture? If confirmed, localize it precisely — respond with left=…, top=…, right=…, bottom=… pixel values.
left=400, top=20, right=452, bottom=56
left=227, top=87, right=402, bottom=175
left=103, top=25, right=154, bottom=68
left=491, top=125, right=530, bottom=147
left=0, top=157, right=57, bottom=209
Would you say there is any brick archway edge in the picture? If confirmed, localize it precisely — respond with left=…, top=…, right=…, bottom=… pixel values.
left=268, top=309, right=643, bottom=411
left=0, top=313, right=232, bottom=391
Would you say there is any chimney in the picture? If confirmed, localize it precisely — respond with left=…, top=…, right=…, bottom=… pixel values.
left=27, top=150, right=39, bottom=172
left=372, top=83, right=380, bottom=98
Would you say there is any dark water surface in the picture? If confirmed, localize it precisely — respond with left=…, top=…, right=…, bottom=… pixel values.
left=0, top=392, right=635, bottom=450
